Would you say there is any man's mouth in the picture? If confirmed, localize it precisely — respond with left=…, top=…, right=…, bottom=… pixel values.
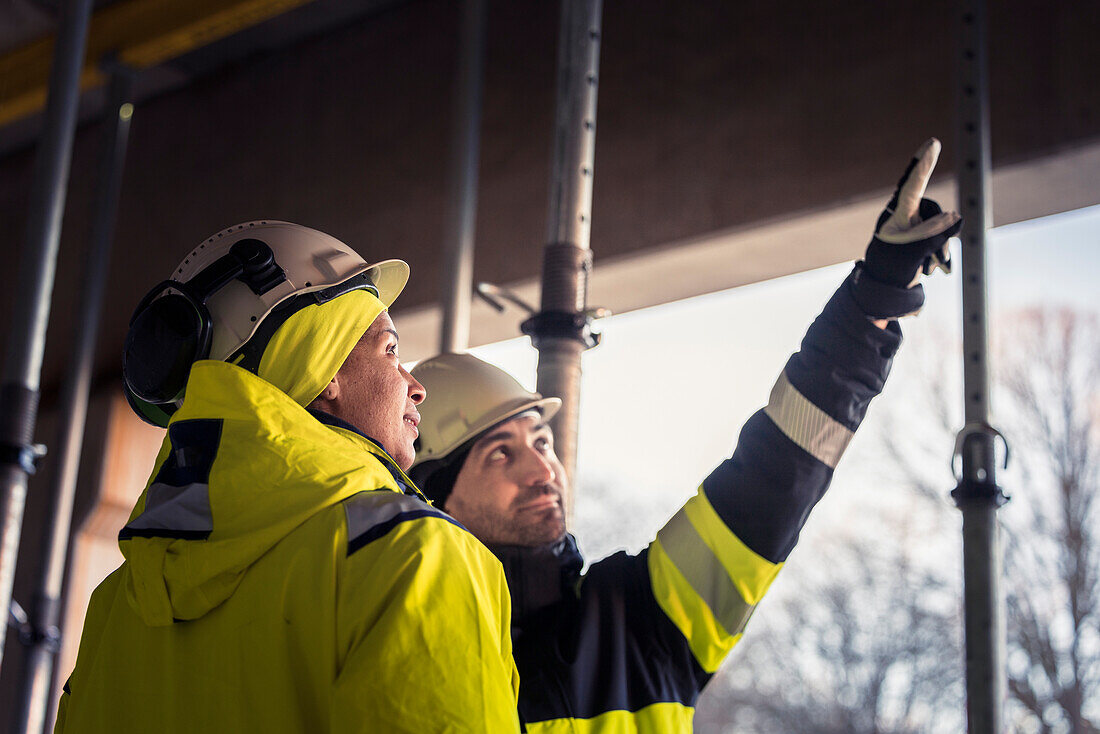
left=404, top=412, right=420, bottom=434
left=519, top=494, right=562, bottom=513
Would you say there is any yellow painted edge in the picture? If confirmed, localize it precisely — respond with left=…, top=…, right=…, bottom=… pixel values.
left=0, top=0, right=316, bottom=128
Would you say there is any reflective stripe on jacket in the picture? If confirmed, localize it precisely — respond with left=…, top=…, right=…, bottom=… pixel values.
left=56, top=360, right=520, bottom=733
left=505, top=272, right=902, bottom=733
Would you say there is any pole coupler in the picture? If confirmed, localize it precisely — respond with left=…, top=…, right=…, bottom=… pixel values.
left=950, top=421, right=1010, bottom=508
left=520, top=241, right=607, bottom=350
left=0, top=385, right=48, bottom=476
left=7, top=599, right=60, bottom=653
left=521, top=310, right=603, bottom=350
left=0, top=444, right=46, bottom=477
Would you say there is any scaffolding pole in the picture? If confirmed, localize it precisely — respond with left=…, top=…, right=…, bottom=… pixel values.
left=439, top=0, right=486, bottom=354
left=12, top=68, right=135, bottom=734
left=0, top=0, right=95, bottom=673
left=525, top=0, right=603, bottom=508
left=952, top=0, right=1008, bottom=731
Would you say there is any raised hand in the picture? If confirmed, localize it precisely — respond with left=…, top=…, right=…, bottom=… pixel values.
left=863, top=138, right=963, bottom=288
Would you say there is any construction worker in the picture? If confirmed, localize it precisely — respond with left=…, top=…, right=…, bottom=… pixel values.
left=55, top=222, right=520, bottom=733
left=408, top=139, right=962, bottom=732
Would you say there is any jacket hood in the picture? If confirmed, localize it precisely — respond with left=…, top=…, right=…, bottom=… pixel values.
left=255, top=287, right=386, bottom=407
left=119, top=289, right=409, bottom=626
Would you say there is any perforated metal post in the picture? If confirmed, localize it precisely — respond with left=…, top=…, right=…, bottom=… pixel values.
left=439, top=0, right=486, bottom=354
left=0, top=0, right=94, bottom=672
left=525, top=0, right=603, bottom=513
left=952, top=0, right=1008, bottom=730
left=12, top=68, right=135, bottom=734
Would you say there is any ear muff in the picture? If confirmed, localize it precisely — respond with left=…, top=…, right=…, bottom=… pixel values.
left=123, top=287, right=213, bottom=405
left=123, top=238, right=287, bottom=426
left=124, top=382, right=186, bottom=428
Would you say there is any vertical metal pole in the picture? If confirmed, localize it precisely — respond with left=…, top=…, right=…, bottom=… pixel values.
left=13, top=69, right=135, bottom=734
left=529, top=0, right=603, bottom=512
left=953, top=0, right=1007, bottom=731
left=439, top=0, right=486, bottom=354
left=0, top=0, right=95, bottom=671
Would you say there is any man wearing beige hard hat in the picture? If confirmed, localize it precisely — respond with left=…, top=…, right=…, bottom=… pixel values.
left=409, top=140, right=962, bottom=732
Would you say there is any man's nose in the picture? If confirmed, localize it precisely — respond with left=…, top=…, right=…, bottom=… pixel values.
left=520, top=446, right=556, bottom=486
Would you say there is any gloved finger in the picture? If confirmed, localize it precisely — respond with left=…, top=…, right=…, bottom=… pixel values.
left=924, top=243, right=953, bottom=275
left=878, top=210, right=961, bottom=244
left=918, top=197, right=944, bottom=220
left=888, top=138, right=941, bottom=231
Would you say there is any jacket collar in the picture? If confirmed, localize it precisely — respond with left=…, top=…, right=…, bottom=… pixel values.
left=307, top=407, right=426, bottom=501
left=489, top=534, right=584, bottom=622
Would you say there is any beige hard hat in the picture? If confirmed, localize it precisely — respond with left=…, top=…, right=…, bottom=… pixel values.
left=123, top=220, right=408, bottom=426
left=410, top=352, right=561, bottom=467
left=174, top=220, right=408, bottom=362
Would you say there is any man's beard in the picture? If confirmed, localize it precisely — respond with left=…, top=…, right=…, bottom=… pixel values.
left=511, top=505, right=567, bottom=546
left=451, top=483, right=568, bottom=547
left=477, top=488, right=567, bottom=547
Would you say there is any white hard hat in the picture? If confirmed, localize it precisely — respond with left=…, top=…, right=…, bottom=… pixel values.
left=173, top=220, right=407, bottom=361
left=123, top=220, right=407, bottom=426
left=410, top=352, right=561, bottom=467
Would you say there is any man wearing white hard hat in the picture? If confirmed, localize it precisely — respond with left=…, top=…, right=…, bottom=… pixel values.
left=56, top=221, right=520, bottom=733
left=409, top=141, right=961, bottom=732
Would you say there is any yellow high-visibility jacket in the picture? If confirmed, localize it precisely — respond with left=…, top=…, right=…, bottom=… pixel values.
left=56, top=360, right=520, bottom=733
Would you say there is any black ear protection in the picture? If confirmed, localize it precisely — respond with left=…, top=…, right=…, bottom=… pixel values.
left=123, top=239, right=287, bottom=423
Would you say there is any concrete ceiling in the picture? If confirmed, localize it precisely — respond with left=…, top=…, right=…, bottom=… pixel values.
left=0, top=0, right=1097, bottom=402
left=0, top=0, right=408, bottom=156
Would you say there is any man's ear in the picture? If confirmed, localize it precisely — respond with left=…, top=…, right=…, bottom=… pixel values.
left=317, top=375, right=340, bottom=404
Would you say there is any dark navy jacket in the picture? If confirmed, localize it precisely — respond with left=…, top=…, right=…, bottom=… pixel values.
left=493, top=272, right=902, bottom=733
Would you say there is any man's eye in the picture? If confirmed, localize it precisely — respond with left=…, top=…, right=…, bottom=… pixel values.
left=386, top=343, right=398, bottom=356
left=534, top=437, right=552, bottom=452
left=488, top=447, right=508, bottom=462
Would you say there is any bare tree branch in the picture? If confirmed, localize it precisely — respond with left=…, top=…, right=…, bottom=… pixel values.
left=695, top=307, right=1100, bottom=733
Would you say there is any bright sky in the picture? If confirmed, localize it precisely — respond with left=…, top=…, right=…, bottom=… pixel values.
left=472, top=204, right=1100, bottom=560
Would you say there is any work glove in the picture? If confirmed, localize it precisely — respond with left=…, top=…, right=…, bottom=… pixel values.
left=851, top=137, right=963, bottom=319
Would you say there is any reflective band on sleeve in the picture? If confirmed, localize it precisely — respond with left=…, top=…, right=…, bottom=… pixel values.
left=681, top=489, right=781, bottom=605
left=764, top=371, right=853, bottom=468
left=648, top=539, right=740, bottom=673
left=658, top=507, right=755, bottom=637
left=656, top=490, right=779, bottom=642
left=121, top=481, right=214, bottom=538
left=344, top=490, right=462, bottom=555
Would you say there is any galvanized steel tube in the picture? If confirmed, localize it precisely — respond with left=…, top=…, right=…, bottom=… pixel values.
left=13, top=70, right=135, bottom=734
left=535, top=0, right=602, bottom=509
left=0, top=0, right=95, bottom=671
left=439, top=0, right=486, bottom=354
left=954, top=0, right=1006, bottom=730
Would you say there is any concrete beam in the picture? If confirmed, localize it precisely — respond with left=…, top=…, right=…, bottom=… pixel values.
left=396, top=141, right=1100, bottom=360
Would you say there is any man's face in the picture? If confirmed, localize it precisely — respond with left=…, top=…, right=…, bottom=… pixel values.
left=445, top=414, right=567, bottom=547
left=326, top=311, right=425, bottom=471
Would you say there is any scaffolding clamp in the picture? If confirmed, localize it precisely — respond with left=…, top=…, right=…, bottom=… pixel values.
left=950, top=421, right=1010, bottom=508
left=0, top=441, right=46, bottom=475
left=7, top=599, right=59, bottom=653
left=521, top=308, right=608, bottom=350
left=476, top=281, right=609, bottom=350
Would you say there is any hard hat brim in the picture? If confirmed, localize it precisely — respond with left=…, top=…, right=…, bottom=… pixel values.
left=365, top=259, right=409, bottom=308
left=413, top=394, right=562, bottom=466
